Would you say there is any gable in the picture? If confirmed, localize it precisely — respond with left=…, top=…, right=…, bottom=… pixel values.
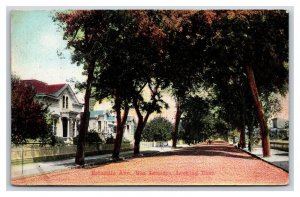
left=56, top=85, right=81, bottom=105
left=22, top=79, right=82, bottom=106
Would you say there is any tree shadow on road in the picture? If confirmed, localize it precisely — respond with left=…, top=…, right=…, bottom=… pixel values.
left=53, top=144, right=255, bottom=170
left=142, top=144, right=256, bottom=160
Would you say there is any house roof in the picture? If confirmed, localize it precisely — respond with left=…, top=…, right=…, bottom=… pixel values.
left=23, top=80, right=66, bottom=95
left=90, top=110, right=106, bottom=118
left=22, top=79, right=82, bottom=105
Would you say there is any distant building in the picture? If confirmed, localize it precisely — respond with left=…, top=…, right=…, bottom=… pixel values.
left=23, top=80, right=83, bottom=142
left=89, top=110, right=136, bottom=142
left=270, top=117, right=289, bottom=140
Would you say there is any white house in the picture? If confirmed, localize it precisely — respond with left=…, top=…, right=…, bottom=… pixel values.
left=23, top=80, right=83, bottom=141
left=89, top=110, right=136, bottom=142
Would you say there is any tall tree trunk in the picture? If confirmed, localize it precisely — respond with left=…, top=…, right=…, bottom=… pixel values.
left=112, top=96, right=129, bottom=159
left=238, top=125, right=246, bottom=149
left=226, top=130, right=229, bottom=142
left=248, top=123, right=254, bottom=152
left=133, top=112, right=150, bottom=155
left=245, top=64, right=270, bottom=157
left=133, top=100, right=144, bottom=155
left=133, top=121, right=143, bottom=155
left=172, top=100, right=182, bottom=148
left=75, top=61, right=96, bottom=166
left=239, top=90, right=246, bottom=149
left=239, top=113, right=246, bottom=149
left=133, top=84, right=158, bottom=155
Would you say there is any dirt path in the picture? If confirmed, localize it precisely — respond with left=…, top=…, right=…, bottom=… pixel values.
left=11, top=143, right=288, bottom=186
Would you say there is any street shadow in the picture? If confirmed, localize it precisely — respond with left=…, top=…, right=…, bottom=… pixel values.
left=81, top=144, right=256, bottom=170
left=51, top=144, right=255, bottom=170
left=142, top=144, right=256, bottom=160
left=274, top=153, right=289, bottom=156
left=52, top=150, right=160, bottom=168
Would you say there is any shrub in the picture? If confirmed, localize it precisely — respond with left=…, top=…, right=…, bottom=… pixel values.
left=50, top=135, right=65, bottom=146
left=105, top=134, right=115, bottom=144
left=122, top=138, right=130, bottom=143
left=73, top=130, right=103, bottom=145
left=73, top=135, right=79, bottom=145
left=86, top=130, right=103, bottom=145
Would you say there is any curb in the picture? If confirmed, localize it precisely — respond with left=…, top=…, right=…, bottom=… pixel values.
left=81, top=150, right=161, bottom=169
left=238, top=148, right=289, bottom=173
left=12, top=145, right=190, bottom=181
left=11, top=150, right=160, bottom=180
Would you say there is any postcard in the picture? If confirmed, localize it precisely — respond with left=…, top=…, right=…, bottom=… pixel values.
left=10, top=9, right=289, bottom=186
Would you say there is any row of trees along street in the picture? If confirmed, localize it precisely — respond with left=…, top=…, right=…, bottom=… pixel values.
left=53, top=10, right=288, bottom=166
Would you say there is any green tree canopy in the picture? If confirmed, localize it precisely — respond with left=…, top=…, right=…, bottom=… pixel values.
left=142, top=117, right=173, bottom=142
left=197, top=10, right=289, bottom=155
left=11, top=76, right=52, bottom=145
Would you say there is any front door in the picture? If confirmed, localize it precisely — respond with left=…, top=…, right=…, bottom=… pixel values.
left=62, top=117, right=68, bottom=137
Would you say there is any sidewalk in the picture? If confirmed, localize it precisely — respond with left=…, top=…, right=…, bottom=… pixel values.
left=11, top=145, right=189, bottom=180
left=243, top=147, right=289, bottom=172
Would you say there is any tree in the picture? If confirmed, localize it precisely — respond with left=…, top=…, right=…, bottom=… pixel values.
left=11, top=76, right=52, bottom=145
left=229, top=129, right=240, bottom=144
left=56, top=10, right=168, bottom=160
left=88, top=11, right=164, bottom=159
left=180, top=96, right=210, bottom=144
left=132, top=82, right=169, bottom=154
left=154, top=11, right=212, bottom=148
left=54, top=11, right=109, bottom=165
left=205, top=10, right=288, bottom=156
left=142, top=117, right=173, bottom=142
left=126, top=11, right=181, bottom=154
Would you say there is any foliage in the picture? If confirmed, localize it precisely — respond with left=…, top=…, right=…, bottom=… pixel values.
left=122, top=138, right=131, bottom=143
left=54, top=10, right=289, bottom=158
left=73, top=130, right=103, bottom=145
left=142, top=117, right=173, bottom=141
left=180, top=96, right=230, bottom=144
left=194, top=11, right=288, bottom=153
left=105, top=133, right=115, bottom=144
left=11, top=76, right=52, bottom=145
left=228, top=129, right=240, bottom=144
left=86, top=130, right=103, bottom=144
left=180, top=96, right=209, bottom=144
left=207, top=10, right=289, bottom=122
left=49, top=135, right=66, bottom=146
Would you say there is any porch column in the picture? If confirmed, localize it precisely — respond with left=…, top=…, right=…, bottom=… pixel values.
left=52, top=118, right=55, bottom=134
left=66, top=118, right=69, bottom=137
left=74, top=120, right=77, bottom=136
left=68, top=118, right=73, bottom=137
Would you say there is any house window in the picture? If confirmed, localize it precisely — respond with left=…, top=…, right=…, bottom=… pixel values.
left=62, top=96, right=65, bottom=108
left=98, top=121, right=101, bottom=132
left=127, top=125, right=129, bottom=131
left=66, top=96, right=69, bottom=109
left=62, top=96, right=69, bottom=109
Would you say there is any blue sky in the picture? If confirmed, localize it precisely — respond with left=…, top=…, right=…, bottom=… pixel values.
left=11, top=10, right=85, bottom=86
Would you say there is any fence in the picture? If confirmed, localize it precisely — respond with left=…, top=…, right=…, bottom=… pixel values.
left=11, top=143, right=131, bottom=165
left=270, top=141, right=289, bottom=152
left=140, top=140, right=185, bottom=148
